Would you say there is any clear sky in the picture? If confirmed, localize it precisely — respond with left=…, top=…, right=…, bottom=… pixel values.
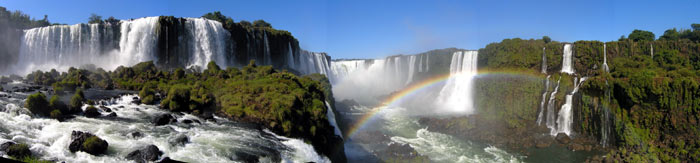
left=1, top=0, right=698, bottom=59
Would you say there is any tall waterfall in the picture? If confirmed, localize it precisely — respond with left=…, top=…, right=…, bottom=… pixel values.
left=404, top=55, right=417, bottom=85
left=541, top=47, right=547, bottom=73
left=13, top=17, right=234, bottom=75
left=554, top=77, right=587, bottom=136
left=545, top=76, right=561, bottom=132
left=603, top=43, right=609, bottom=72
left=651, top=44, right=654, bottom=59
left=436, top=51, right=478, bottom=114
left=561, top=44, right=574, bottom=74
left=184, top=18, right=230, bottom=69
left=536, top=75, right=551, bottom=125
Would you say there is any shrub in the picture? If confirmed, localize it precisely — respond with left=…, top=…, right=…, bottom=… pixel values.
left=25, top=92, right=49, bottom=116
left=82, top=136, right=108, bottom=155
left=139, top=85, right=156, bottom=105
left=70, top=89, right=86, bottom=110
left=7, top=143, right=31, bottom=158
left=50, top=109, right=62, bottom=119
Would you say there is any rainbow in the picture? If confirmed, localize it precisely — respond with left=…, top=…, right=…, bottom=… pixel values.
left=344, top=69, right=544, bottom=138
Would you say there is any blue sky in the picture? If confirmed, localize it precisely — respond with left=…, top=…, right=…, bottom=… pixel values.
left=1, top=0, right=698, bottom=59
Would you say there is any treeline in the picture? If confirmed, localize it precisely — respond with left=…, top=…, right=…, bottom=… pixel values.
left=0, top=6, right=54, bottom=71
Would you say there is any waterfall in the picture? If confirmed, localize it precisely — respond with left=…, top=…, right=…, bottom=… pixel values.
left=263, top=32, right=271, bottom=65
left=554, top=77, right=587, bottom=136
left=536, top=75, right=551, bottom=125
left=561, top=44, right=574, bottom=74
left=13, top=16, right=236, bottom=75
left=418, top=54, right=424, bottom=72
left=185, top=18, right=230, bottom=69
left=425, top=53, right=430, bottom=71
left=541, top=47, right=547, bottom=73
left=600, top=80, right=612, bottom=147
left=545, top=76, right=561, bottom=133
left=436, top=51, right=478, bottom=114
left=325, top=101, right=343, bottom=138
left=286, top=42, right=295, bottom=69
left=651, top=44, right=654, bottom=59
left=603, top=43, right=609, bottom=72
left=330, top=60, right=367, bottom=84
left=405, top=55, right=417, bottom=85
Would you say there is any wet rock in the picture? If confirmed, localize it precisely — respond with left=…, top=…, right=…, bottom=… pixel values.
left=100, top=106, right=112, bottom=112
left=118, top=105, right=125, bottom=108
left=1, top=142, right=31, bottom=158
left=169, top=134, right=189, bottom=146
left=181, top=119, right=201, bottom=124
left=132, top=97, right=141, bottom=104
left=126, top=145, right=163, bottom=163
left=153, top=114, right=175, bottom=126
left=231, top=151, right=259, bottom=163
left=84, top=106, right=101, bottom=118
left=568, top=143, right=585, bottom=151
left=157, top=157, right=186, bottom=163
left=555, top=133, right=571, bottom=144
left=105, top=112, right=117, bottom=118
left=130, top=132, right=143, bottom=138
left=69, top=131, right=108, bottom=155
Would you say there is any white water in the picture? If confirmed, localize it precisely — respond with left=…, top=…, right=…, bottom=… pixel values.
left=541, top=47, right=547, bottom=73
left=12, top=17, right=233, bottom=75
left=0, top=94, right=329, bottom=163
left=603, top=43, right=609, bottom=73
left=536, top=75, right=551, bottom=125
left=545, top=76, right=561, bottom=133
left=325, top=102, right=343, bottom=138
left=404, top=55, right=417, bottom=85
left=554, top=77, right=587, bottom=136
left=418, top=55, right=424, bottom=72
left=286, top=43, right=295, bottom=69
left=650, top=44, right=654, bottom=59
left=561, top=44, right=574, bottom=74
left=436, top=51, right=478, bottom=114
left=184, top=18, right=230, bottom=69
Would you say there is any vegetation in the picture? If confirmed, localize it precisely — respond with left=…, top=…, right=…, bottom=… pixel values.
left=25, top=92, right=50, bottom=116
left=88, top=13, right=102, bottom=24
left=70, top=89, right=86, bottom=110
left=81, top=136, right=108, bottom=155
left=627, top=29, right=656, bottom=42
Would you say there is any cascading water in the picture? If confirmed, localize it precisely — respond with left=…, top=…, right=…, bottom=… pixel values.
left=286, top=43, right=295, bottom=69
left=541, top=47, right=547, bottom=73
left=561, top=44, right=574, bottom=74
left=184, top=18, right=230, bottom=69
left=0, top=93, right=329, bottom=162
left=555, top=77, right=587, bottom=136
left=545, top=76, right=561, bottom=133
left=536, top=75, right=551, bottom=125
left=404, top=55, right=417, bottom=85
left=325, top=102, right=343, bottom=138
left=436, top=51, right=478, bottom=114
left=418, top=55, right=424, bottom=72
left=651, top=44, right=654, bottom=59
left=263, top=32, right=271, bottom=65
left=603, top=43, right=609, bottom=73
left=12, top=17, right=235, bottom=75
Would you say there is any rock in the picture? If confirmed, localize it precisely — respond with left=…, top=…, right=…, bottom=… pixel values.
left=169, top=134, right=189, bottom=146
left=130, top=132, right=143, bottom=138
left=105, top=112, right=117, bottom=118
left=69, top=131, right=108, bottom=155
left=126, top=145, right=163, bottom=163
left=182, top=119, right=193, bottom=124
left=157, top=157, right=186, bottom=163
left=132, top=97, right=141, bottom=104
left=100, top=106, right=112, bottom=112
left=568, top=143, right=585, bottom=151
left=118, top=105, right=125, bottom=108
left=535, top=141, right=551, bottom=148
left=153, top=114, right=175, bottom=126
left=232, top=151, right=259, bottom=163
left=84, top=106, right=101, bottom=118
left=1, top=142, right=31, bottom=158
left=555, top=133, right=571, bottom=144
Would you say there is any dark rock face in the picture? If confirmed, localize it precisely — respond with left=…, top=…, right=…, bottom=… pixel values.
left=231, top=151, right=259, bottom=163
left=555, top=133, right=571, bottom=144
left=157, top=157, right=186, bottom=163
left=105, top=112, right=117, bottom=118
left=69, top=131, right=108, bottom=155
left=153, top=114, right=176, bottom=126
left=126, top=145, right=163, bottom=163
left=130, top=132, right=143, bottom=139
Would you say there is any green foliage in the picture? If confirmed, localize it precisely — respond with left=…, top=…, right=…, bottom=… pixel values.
left=6, top=143, right=31, bottom=158
left=88, top=13, right=102, bottom=24
left=202, top=11, right=235, bottom=29
left=139, top=84, right=156, bottom=105
left=543, top=36, right=552, bottom=43
left=82, top=136, right=108, bottom=155
left=50, top=109, right=62, bottom=119
left=25, top=92, right=50, bottom=116
left=253, top=20, right=271, bottom=28
left=628, top=29, right=655, bottom=42
left=104, top=16, right=119, bottom=24
left=660, top=28, right=680, bottom=40
left=70, top=89, right=86, bottom=109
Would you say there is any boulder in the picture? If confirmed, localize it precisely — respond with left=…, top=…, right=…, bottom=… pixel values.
left=157, top=157, right=187, bottom=163
left=84, top=106, right=101, bottom=118
left=105, top=112, right=117, bottom=118
left=568, top=143, right=585, bottom=151
left=126, top=145, right=163, bottom=163
left=1, top=142, right=31, bottom=158
left=555, top=133, right=571, bottom=144
left=153, top=114, right=175, bottom=126
left=231, top=151, right=259, bottom=163
left=169, top=134, right=189, bottom=146
left=130, top=132, right=143, bottom=139
left=69, top=131, right=108, bottom=155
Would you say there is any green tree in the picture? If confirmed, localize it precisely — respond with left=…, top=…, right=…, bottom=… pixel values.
left=88, top=13, right=102, bottom=24
left=25, top=92, right=49, bottom=116
left=239, top=20, right=252, bottom=28
left=70, top=89, right=86, bottom=109
left=628, top=29, right=655, bottom=42
left=542, top=36, right=552, bottom=43
left=692, top=23, right=700, bottom=31
left=104, top=16, right=119, bottom=24
left=253, top=20, right=271, bottom=28
left=660, top=28, right=680, bottom=40
left=619, top=35, right=627, bottom=41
